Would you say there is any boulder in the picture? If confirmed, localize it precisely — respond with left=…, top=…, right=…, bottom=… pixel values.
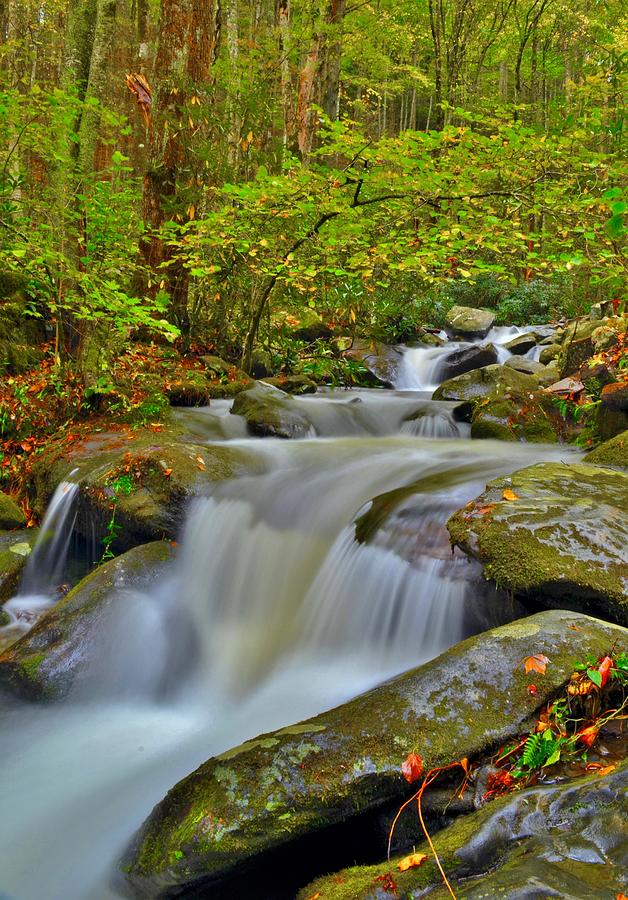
left=0, top=492, right=27, bottom=530
left=598, top=381, right=628, bottom=441
left=0, top=529, right=38, bottom=604
left=299, top=763, right=628, bottom=900
left=445, top=305, right=495, bottom=339
left=591, top=324, right=619, bottom=352
left=589, top=299, right=615, bottom=320
left=584, top=429, right=628, bottom=468
left=29, top=428, right=257, bottom=553
left=557, top=316, right=623, bottom=377
left=431, top=365, right=535, bottom=422
left=261, top=375, right=317, bottom=395
left=435, top=343, right=498, bottom=381
left=287, top=309, right=333, bottom=343
left=448, top=462, right=628, bottom=623
left=471, top=377, right=559, bottom=443
left=539, top=343, right=561, bottom=365
left=503, top=332, right=537, bottom=355
left=249, top=349, right=273, bottom=379
left=121, top=610, right=625, bottom=898
left=231, top=382, right=313, bottom=438
left=0, top=542, right=175, bottom=699
left=165, top=372, right=211, bottom=407
left=343, top=340, right=403, bottom=388
left=503, top=356, right=547, bottom=376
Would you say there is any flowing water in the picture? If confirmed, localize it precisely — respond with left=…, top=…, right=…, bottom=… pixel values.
left=0, top=344, right=572, bottom=900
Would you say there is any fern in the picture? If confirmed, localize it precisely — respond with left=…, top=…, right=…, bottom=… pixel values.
left=522, top=732, right=545, bottom=769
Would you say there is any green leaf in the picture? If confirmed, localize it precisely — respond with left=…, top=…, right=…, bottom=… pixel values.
left=587, top=668, right=602, bottom=687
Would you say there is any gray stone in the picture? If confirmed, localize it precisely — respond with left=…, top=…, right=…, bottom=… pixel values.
left=504, top=332, right=537, bottom=355
left=436, top=343, right=498, bottom=380
left=445, top=305, right=495, bottom=339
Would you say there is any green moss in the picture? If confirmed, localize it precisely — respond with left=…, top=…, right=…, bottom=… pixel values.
left=584, top=429, right=628, bottom=468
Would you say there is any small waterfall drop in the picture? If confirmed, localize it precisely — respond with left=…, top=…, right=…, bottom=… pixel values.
left=2, top=480, right=79, bottom=641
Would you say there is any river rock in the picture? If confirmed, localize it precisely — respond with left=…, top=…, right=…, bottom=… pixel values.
left=231, top=382, right=313, bottom=438
left=298, top=762, right=628, bottom=900
left=503, top=356, right=546, bottom=376
left=29, top=427, right=258, bottom=553
left=584, top=429, right=628, bottom=468
left=0, top=541, right=175, bottom=699
left=343, top=340, right=403, bottom=387
left=470, top=375, right=559, bottom=443
left=445, top=305, right=495, bottom=339
left=165, top=371, right=211, bottom=407
left=261, top=375, right=317, bottom=395
left=121, top=610, right=624, bottom=897
left=0, top=492, right=26, bottom=530
left=598, top=381, right=628, bottom=441
left=504, top=332, right=537, bottom=355
left=435, top=343, right=498, bottom=380
left=0, top=529, right=38, bottom=604
left=539, top=342, right=561, bottom=364
left=448, top=462, right=628, bottom=623
left=431, top=364, right=535, bottom=422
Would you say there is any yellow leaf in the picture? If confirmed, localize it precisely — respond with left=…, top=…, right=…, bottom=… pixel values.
left=502, top=488, right=519, bottom=501
left=397, top=852, right=427, bottom=872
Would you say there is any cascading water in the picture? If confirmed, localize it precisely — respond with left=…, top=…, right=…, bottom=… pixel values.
left=0, top=385, right=573, bottom=900
left=0, top=479, right=78, bottom=646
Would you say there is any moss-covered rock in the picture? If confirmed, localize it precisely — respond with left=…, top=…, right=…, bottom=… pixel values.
left=0, top=492, right=27, bottom=530
left=448, top=462, right=628, bottom=623
left=165, top=372, right=211, bottom=407
left=29, top=427, right=258, bottom=553
left=503, top=356, right=547, bottom=376
left=231, top=382, right=313, bottom=438
left=470, top=378, right=559, bottom=443
left=445, top=305, right=495, bottom=339
left=539, top=342, right=561, bottom=364
left=584, top=429, right=628, bottom=468
left=0, top=541, right=175, bottom=699
left=261, top=375, right=317, bottom=395
left=504, top=332, right=537, bottom=355
left=342, top=340, right=403, bottom=388
left=436, top=343, right=498, bottom=380
left=431, top=365, right=536, bottom=422
left=597, top=381, right=628, bottom=441
left=298, top=762, right=628, bottom=900
left=121, top=610, right=624, bottom=897
left=0, top=529, right=38, bottom=604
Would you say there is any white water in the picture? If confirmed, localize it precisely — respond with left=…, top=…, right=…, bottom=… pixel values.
left=0, top=391, right=572, bottom=900
left=397, top=324, right=547, bottom=390
left=0, top=480, right=78, bottom=644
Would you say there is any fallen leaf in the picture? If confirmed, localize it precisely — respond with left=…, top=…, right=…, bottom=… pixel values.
left=196, top=455, right=206, bottom=471
left=476, top=503, right=496, bottom=515
left=305, top=893, right=321, bottom=900
left=586, top=762, right=616, bottom=776
left=519, top=653, right=550, bottom=675
left=163, top=468, right=173, bottom=477
left=576, top=724, right=600, bottom=748
left=401, top=752, right=423, bottom=784
left=502, top=488, right=519, bottom=501
left=527, top=684, right=538, bottom=696
left=397, top=852, right=427, bottom=872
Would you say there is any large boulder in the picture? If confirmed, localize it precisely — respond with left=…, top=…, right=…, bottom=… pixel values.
left=231, top=382, right=313, bottom=438
left=470, top=377, right=559, bottom=443
left=503, top=332, right=537, bottom=355
left=584, top=429, right=628, bottom=468
left=445, top=305, right=495, bottom=339
left=431, top=365, right=535, bottom=422
left=539, top=342, right=561, bottom=365
left=299, top=763, right=628, bottom=900
left=29, top=427, right=257, bottom=553
left=0, top=492, right=27, bottom=530
left=0, top=529, right=38, bottom=604
left=121, top=610, right=624, bottom=897
left=448, top=462, right=628, bottom=623
left=0, top=541, right=175, bottom=699
left=503, top=356, right=547, bottom=376
left=435, top=343, right=498, bottom=381
left=261, top=375, right=317, bottom=395
left=342, top=340, right=403, bottom=388
left=597, top=381, right=628, bottom=441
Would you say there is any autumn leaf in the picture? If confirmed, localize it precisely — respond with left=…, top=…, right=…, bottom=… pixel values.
left=305, top=893, right=321, bottom=900
left=401, top=752, right=423, bottom=784
left=397, top=852, right=427, bottom=872
left=502, top=488, right=519, bottom=501
left=516, top=653, right=549, bottom=675
left=527, top=684, right=538, bottom=696
left=576, top=724, right=600, bottom=748
left=196, top=455, right=206, bottom=471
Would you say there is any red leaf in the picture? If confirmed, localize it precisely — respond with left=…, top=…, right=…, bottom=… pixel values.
left=576, top=724, right=600, bottom=748
left=527, top=684, right=538, bottom=696
left=401, top=752, right=423, bottom=784
left=597, top=656, right=613, bottom=687
left=518, top=654, right=549, bottom=675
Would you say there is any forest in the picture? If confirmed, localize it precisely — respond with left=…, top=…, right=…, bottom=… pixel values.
left=0, top=1, right=626, bottom=899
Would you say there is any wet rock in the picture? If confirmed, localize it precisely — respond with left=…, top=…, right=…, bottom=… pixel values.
left=29, top=427, right=258, bottom=553
left=598, top=382, right=628, bottom=441
left=471, top=376, right=559, bottom=443
left=539, top=342, right=561, bottom=365
left=231, top=382, right=313, bottom=438
left=445, top=305, right=495, bottom=339
left=580, top=360, right=615, bottom=395
left=121, top=610, right=625, bottom=897
left=504, top=356, right=547, bottom=376
left=199, top=355, right=241, bottom=379
left=0, top=530, right=38, bottom=603
left=504, top=332, right=537, bottom=355
left=435, top=343, right=498, bottom=381
left=165, top=372, right=211, bottom=407
left=415, top=331, right=445, bottom=348
left=0, top=492, right=26, bottom=530
left=584, top=429, right=628, bottom=468
left=558, top=316, right=623, bottom=377
left=590, top=299, right=615, bottom=320
left=448, top=462, right=628, bottom=623
left=0, top=541, right=175, bottom=699
left=343, top=340, right=403, bottom=388
left=261, top=375, right=317, bottom=395
left=591, top=324, right=619, bottom=352
left=249, top=349, right=273, bottom=378
left=298, top=762, right=628, bottom=900
left=431, top=365, right=535, bottom=422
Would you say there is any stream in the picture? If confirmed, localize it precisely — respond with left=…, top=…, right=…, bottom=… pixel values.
left=0, top=330, right=576, bottom=900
